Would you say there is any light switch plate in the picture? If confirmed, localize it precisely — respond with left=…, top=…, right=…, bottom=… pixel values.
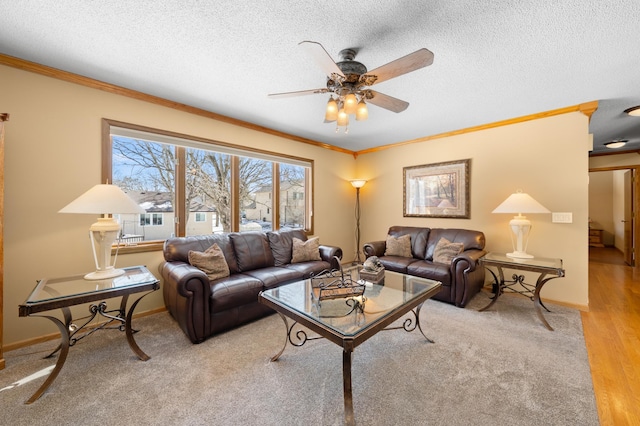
left=552, top=212, right=573, bottom=223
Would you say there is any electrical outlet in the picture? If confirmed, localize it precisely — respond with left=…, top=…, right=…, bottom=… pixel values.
left=552, top=212, right=573, bottom=223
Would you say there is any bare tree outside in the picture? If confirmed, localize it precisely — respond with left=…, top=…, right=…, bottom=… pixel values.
left=113, top=137, right=275, bottom=234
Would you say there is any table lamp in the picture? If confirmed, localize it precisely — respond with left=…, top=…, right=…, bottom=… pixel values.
left=492, top=190, right=550, bottom=259
left=59, top=184, right=145, bottom=280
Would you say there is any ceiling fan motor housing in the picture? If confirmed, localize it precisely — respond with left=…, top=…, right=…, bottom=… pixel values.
left=328, top=48, right=369, bottom=94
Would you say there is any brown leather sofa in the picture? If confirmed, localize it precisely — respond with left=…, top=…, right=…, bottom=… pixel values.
left=160, top=229, right=342, bottom=343
left=363, top=226, right=486, bottom=307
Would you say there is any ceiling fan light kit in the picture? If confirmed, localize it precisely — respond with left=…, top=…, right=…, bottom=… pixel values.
left=269, top=41, right=434, bottom=134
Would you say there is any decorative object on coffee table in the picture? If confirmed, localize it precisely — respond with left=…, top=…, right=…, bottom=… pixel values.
left=310, top=258, right=365, bottom=303
left=360, top=256, right=385, bottom=284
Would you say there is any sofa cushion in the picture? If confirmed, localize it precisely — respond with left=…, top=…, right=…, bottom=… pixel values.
left=291, top=237, right=322, bottom=263
left=230, top=232, right=275, bottom=272
left=284, top=260, right=333, bottom=278
left=209, top=274, right=265, bottom=312
left=164, top=234, right=239, bottom=274
left=425, top=228, right=485, bottom=261
left=385, top=234, right=412, bottom=257
left=379, top=256, right=419, bottom=274
left=188, top=243, right=231, bottom=280
left=406, top=260, right=452, bottom=286
left=242, top=266, right=303, bottom=289
left=433, top=238, right=464, bottom=264
left=267, top=228, right=308, bottom=266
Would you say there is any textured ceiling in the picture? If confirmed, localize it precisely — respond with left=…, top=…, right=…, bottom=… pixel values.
left=1, top=1, right=640, bottom=155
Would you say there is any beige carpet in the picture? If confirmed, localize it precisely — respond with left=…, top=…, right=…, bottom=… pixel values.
left=0, top=293, right=598, bottom=425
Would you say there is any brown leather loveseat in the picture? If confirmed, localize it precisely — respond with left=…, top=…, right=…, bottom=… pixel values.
left=363, top=226, right=486, bottom=307
left=160, top=229, right=342, bottom=343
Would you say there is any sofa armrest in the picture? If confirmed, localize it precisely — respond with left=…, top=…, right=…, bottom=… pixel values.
left=319, top=244, right=343, bottom=269
left=451, top=249, right=485, bottom=270
left=450, top=249, right=487, bottom=307
left=363, top=241, right=386, bottom=258
left=160, top=260, right=212, bottom=343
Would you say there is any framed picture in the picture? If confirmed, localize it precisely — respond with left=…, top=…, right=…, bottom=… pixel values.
left=403, top=159, right=470, bottom=218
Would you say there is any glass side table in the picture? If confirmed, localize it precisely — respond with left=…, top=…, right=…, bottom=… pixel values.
left=18, top=265, right=159, bottom=403
left=478, top=253, right=565, bottom=330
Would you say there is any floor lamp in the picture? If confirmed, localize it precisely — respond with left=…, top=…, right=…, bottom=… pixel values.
left=60, top=184, right=146, bottom=280
left=350, top=179, right=367, bottom=264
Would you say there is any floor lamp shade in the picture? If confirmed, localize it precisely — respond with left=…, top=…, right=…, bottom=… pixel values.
left=492, top=191, right=550, bottom=259
left=60, top=184, right=146, bottom=280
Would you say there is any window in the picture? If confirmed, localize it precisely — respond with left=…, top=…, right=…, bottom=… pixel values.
left=139, top=213, right=164, bottom=226
left=279, top=164, right=307, bottom=229
left=103, top=119, right=313, bottom=249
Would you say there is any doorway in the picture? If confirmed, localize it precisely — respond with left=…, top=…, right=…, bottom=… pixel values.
left=589, top=166, right=638, bottom=267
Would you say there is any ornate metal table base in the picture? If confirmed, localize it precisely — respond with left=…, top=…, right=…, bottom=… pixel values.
left=270, top=305, right=433, bottom=426
left=25, top=291, right=154, bottom=404
left=479, top=254, right=565, bottom=331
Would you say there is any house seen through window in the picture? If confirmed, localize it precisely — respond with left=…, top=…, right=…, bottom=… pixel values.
left=104, top=119, right=313, bottom=247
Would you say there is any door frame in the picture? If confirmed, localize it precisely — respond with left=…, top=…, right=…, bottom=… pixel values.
left=0, top=113, right=7, bottom=370
left=589, top=165, right=639, bottom=268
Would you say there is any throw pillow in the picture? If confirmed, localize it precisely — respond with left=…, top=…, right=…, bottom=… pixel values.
left=291, top=237, right=322, bottom=263
left=433, top=237, right=464, bottom=264
left=188, top=243, right=230, bottom=281
left=384, top=234, right=412, bottom=257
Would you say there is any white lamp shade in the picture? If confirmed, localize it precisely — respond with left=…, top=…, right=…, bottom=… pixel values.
left=492, top=191, right=550, bottom=214
left=59, top=184, right=145, bottom=214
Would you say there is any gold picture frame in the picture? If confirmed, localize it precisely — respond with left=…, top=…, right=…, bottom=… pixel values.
left=403, top=159, right=470, bottom=218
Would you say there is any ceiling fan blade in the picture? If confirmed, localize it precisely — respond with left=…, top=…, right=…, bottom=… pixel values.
left=365, top=90, right=409, bottom=113
left=299, top=41, right=345, bottom=81
left=268, top=88, right=329, bottom=98
left=367, top=48, right=434, bottom=85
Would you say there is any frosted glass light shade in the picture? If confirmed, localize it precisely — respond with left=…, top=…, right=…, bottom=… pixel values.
left=344, top=93, right=358, bottom=115
left=350, top=180, right=367, bottom=189
left=325, top=98, right=338, bottom=122
left=337, top=108, right=349, bottom=126
left=356, top=100, right=368, bottom=121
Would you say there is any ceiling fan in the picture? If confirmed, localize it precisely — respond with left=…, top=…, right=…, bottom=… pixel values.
left=268, top=41, right=434, bottom=131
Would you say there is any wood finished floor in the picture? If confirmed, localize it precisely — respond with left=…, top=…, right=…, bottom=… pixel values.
left=583, top=247, right=640, bottom=425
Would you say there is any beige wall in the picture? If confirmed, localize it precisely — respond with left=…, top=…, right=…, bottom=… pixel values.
left=0, top=64, right=356, bottom=347
left=2, top=63, right=593, bottom=348
left=356, top=113, right=591, bottom=308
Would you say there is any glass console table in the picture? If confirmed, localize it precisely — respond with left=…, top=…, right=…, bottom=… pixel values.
left=478, top=253, right=565, bottom=330
left=18, top=265, right=159, bottom=403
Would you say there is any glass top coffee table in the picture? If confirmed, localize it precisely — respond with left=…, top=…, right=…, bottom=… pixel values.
left=259, top=267, right=441, bottom=426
